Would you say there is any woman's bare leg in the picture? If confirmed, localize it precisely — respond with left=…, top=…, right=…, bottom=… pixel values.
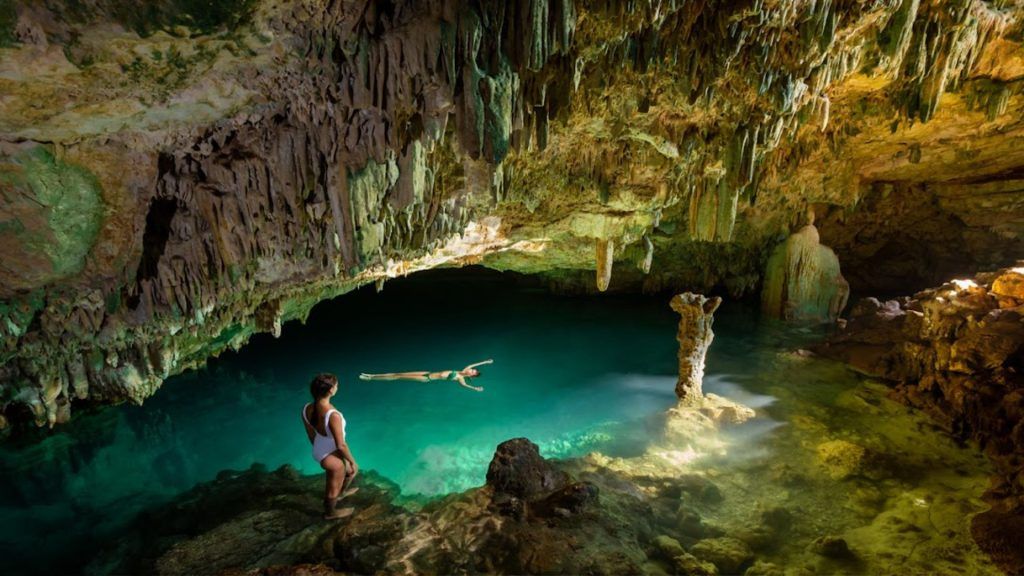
left=320, top=454, right=354, bottom=519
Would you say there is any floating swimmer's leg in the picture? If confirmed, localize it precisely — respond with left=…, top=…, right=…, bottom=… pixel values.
left=360, top=372, right=430, bottom=381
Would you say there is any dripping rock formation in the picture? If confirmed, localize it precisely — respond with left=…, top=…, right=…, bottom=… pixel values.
left=3, top=0, right=1024, bottom=430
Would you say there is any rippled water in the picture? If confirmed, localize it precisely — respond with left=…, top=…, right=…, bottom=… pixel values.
left=0, top=268, right=998, bottom=574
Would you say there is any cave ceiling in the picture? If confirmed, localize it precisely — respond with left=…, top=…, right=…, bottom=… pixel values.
left=1, top=0, right=1024, bottom=427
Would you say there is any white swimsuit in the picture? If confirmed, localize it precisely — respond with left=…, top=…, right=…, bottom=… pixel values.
left=303, top=403, right=347, bottom=462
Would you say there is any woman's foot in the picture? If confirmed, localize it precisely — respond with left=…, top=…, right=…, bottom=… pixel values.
left=324, top=507, right=354, bottom=520
left=341, top=487, right=360, bottom=498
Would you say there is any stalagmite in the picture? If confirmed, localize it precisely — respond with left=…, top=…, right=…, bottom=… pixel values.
left=596, top=238, right=613, bottom=292
left=669, top=292, right=721, bottom=402
left=761, top=211, right=850, bottom=322
left=662, top=292, right=753, bottom=446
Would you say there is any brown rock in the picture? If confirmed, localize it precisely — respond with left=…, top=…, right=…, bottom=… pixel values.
left=485, top=437, right=568, bottom=501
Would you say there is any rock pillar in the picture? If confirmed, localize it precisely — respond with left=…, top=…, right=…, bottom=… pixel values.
left=669, top=292, right=722, bottom=402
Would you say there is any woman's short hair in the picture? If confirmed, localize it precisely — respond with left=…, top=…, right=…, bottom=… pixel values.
left=310, top=373, right=338, bottom=399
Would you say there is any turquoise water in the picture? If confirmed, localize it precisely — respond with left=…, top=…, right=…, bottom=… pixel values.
left=0, top=269, right=680, bottom=574
left=0, top=268, right=998, bottom=575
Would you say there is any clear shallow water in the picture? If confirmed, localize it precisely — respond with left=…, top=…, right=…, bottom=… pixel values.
left=0, top=269, right=998, bottom=575
left=0, top=269, right=679, bottom=573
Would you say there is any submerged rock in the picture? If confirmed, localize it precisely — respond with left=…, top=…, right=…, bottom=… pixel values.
left=809, top=535, right=854, bottom=559
left=672, top=551, right=719, bottom=576
left=690, top=537, right=754, bottom=574
left=652, top=534, right=686, bottom=560
left=817, top=263, right=1024, bottom=573
left=815, top=439, right=869, bottom=480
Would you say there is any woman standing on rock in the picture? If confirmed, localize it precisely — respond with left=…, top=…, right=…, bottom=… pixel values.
left=358, top=359, right=493, bottom=392
left=301, top=373, right=359, bottom=519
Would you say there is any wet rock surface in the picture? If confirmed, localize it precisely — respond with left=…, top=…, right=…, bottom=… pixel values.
left=94, top=440, right=650, bottom=576
left=486, top=437, right=568, bottom=501
left=817, top=264, right=1024, bottom=574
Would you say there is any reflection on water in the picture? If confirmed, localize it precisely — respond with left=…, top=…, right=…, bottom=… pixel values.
left=0, top=269, right=1000, bottom=574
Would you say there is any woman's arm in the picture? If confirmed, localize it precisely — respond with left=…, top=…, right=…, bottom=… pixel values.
left=463, top=359, right=494, bottom=370
left=455, top=374, right=484, bottom=392
left=301, top=410, right=315, bottom=445
left=328, top=413, right=359, bottom=475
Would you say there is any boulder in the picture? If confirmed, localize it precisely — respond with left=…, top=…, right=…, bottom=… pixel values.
left=652, top=535, right=686, bottom=560
left=486, top=437, right=568, bottom=501
left=815, top=439, right=868, bottom=480
left=672, top=552, right=718, bottom=576
left=992, top=268, right=1024, bottom=302
left=537, top=481, right=600, bottom=516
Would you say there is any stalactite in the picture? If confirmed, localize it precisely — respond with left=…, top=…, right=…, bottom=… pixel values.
left=639, top=234, right=654, bottom=274
left=596, top=238, right=613, bottom=292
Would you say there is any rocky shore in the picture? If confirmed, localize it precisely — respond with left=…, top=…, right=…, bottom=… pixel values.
left=92, top=435, right=794, bottom=576
left=816, top=264, right=1024, bottom=574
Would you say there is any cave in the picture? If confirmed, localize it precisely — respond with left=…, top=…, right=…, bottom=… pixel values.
left=1, top=0, right=1023, bottom=575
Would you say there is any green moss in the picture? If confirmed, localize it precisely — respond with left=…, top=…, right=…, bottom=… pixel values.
left=1, top=147, right=104, bottom=281
left=0, top=0, right=16, bottom=48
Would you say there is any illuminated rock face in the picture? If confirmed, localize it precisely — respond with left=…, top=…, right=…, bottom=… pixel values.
left=3, top=0, right=1024, bottom=427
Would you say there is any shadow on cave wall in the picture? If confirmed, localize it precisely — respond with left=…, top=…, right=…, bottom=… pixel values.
left=817, top=182, right=1024, bottom=298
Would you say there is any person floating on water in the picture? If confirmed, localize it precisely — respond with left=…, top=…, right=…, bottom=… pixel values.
left=359, top=359, right=493, bottom=392
left=301, top=373, right=359, bottom=520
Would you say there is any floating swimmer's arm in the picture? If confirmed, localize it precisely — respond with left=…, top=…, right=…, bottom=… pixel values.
left=455, top=373, right=483, bottom=392
left=463, top=359, right=494, bottom=370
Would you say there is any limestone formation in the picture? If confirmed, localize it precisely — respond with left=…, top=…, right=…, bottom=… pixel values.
left=669, top=292, right=721, bottom=401
left=595, top=238, right=613, bottom=292
left=761, top=214, right=850, bottom=323
left=3, top=0, right=1024, bottom=429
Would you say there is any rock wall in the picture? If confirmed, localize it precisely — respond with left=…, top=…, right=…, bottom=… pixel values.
left=3, top=0, right=1024, bottom=428
left=0, top=0, right=576, bottom=428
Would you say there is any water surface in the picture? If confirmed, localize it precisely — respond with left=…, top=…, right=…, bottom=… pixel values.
left=0, top=269, right=997, bottom=574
